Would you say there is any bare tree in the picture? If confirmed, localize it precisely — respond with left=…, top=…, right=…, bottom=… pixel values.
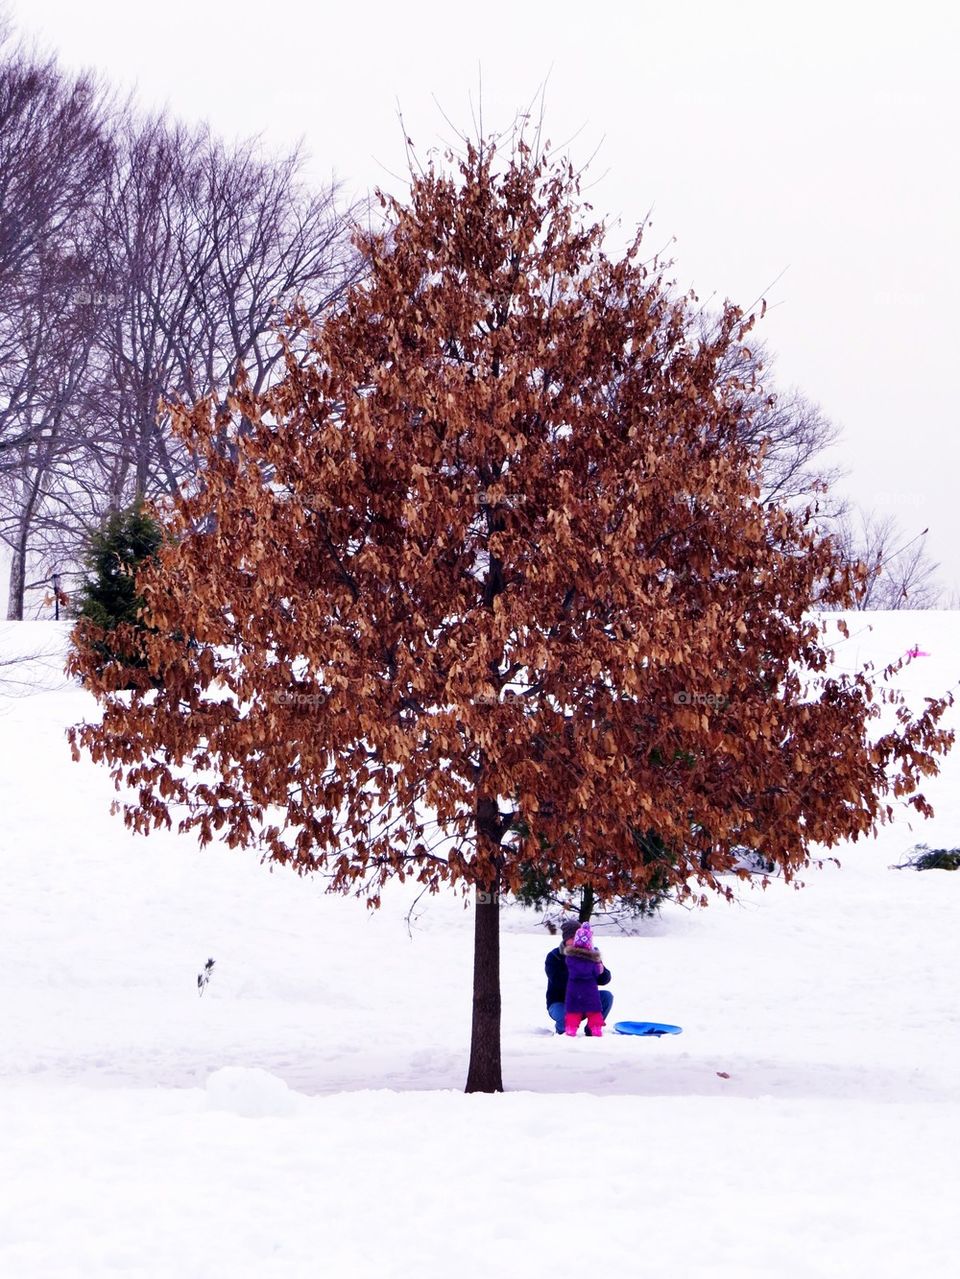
left=91, top=115, right=361, bottom=508
left=706, top=326, right=946, bottom=610
left=176, top=132, right=362, bottom=409
left=0, top=27, right=359, bottom=618
left=0, top=34, right=111, bottom=617
left=817, top=510, right=941, bottom=610
left=0, top=37, right=109, bottom=463
left=717, top=339, right=847, bottom=515
left=92, top=116, right=206, bottom=505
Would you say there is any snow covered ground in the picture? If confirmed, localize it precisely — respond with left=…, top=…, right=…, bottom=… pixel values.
left=1, top=614, right=958, bottom=1278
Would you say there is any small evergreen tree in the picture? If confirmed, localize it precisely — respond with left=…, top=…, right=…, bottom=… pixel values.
left=70, top=501, right=165, bottom=688
left=514, top=825, right=678, bottom=921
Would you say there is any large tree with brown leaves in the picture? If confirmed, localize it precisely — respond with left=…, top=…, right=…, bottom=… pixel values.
left=68, top=135, right=955, bottom=1093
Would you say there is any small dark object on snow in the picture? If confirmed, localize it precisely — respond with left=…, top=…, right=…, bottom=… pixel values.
left=197, top=957, right=215, bottom=995
left=893, top=844, right=960, bottom=872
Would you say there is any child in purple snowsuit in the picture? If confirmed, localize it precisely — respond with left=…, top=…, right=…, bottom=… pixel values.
left=563, top=922, right=605, bottom=1037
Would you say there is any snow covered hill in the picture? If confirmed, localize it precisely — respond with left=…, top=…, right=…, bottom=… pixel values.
left=1, top=614, right=958, bottom=1278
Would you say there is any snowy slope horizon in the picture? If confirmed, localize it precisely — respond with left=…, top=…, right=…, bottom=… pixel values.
left=1, top=613, right=958, bottom=1277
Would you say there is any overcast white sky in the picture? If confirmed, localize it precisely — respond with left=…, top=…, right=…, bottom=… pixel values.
left=8, top=0, right=959, bottom=599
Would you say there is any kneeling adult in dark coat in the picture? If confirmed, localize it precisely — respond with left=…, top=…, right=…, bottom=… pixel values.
left=545, top=918, right=613, bottom=1034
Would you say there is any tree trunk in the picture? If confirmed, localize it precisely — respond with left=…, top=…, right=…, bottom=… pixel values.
left=465, top=466, right=509, bottom=1094
left=5, top=458, right=46, bottom=621
left=579, top=883, right=595, bottom=922
left=6, top=542, right=25, bottom=620
left=464, top=873, right=503, bottom=1094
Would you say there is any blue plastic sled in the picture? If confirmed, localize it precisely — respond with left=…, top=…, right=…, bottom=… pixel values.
left=613, top=1021, right=683, bottom=1037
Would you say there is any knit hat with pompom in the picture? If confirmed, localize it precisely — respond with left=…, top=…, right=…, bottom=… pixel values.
left=571, top=922, right=594, bottom=950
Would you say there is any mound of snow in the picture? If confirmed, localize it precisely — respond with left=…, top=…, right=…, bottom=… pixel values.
left=205, top=1066, right=300, bottom=1118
